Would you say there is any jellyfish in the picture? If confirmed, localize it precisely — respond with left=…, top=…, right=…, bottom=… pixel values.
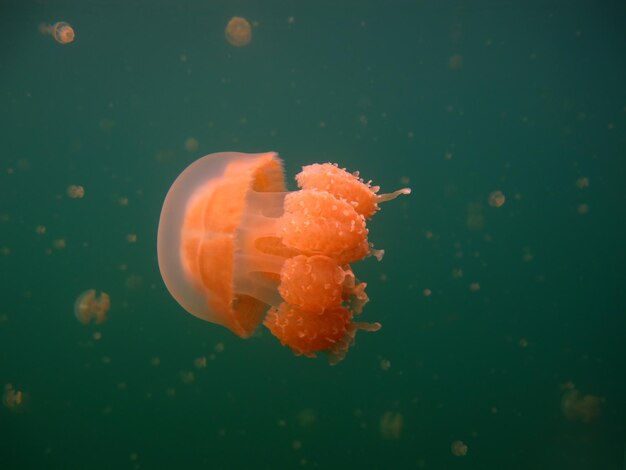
left=39, top=21, right=75, bottom=44
left=74, top=289, right=110, bottom=325
left=225, top=17, right=252, bottom=47
left=560, top=385, right=603, bottom=423
left=66, top=184, right=85, bottom=199
left=451, top=440, right=468, bottom=457
left=2, top=384, right=27, bottom=413
left=379, top=411, right=403, bottom=439
left=157, top=152, right=410, bottom=363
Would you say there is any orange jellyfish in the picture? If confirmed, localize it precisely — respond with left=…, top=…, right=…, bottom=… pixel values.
left=74, top=289, right=110, bottom=325
left=39, top=21, right=75, bottom=44
left=157, top=152, right=410, bottom=363
left=225, top=16, right=252, bottom=47
left=66, top=184, right=85, bottom=199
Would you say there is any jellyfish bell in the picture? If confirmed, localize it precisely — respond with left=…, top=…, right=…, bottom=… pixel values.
left=53, top=22, right=75, bottom=44
left=225, top=16, right=252, bottom=47
left=157, top=151, right=410, bottom=363
left=158, top=152, right=285, bottom=338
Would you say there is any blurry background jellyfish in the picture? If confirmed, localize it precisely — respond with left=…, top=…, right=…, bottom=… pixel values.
left=39, top=21, right=75, bottom=44
left=379, top=411, right=403, bottom=440
left=451, top=440, right=468, bottom=457
left=157, top=151, right=410, bottom=364
left=74, top=289, right=111, bottom=325
left=560, top=382, right=603, bottom=423
left=66, top=184, right=85, bottom=199
left=225, top=17, right=252, bottom=47
left=2, top=384, right=27, bottom=413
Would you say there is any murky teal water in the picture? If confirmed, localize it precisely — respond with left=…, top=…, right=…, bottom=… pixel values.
left=1, top=1, right=624, bottom=469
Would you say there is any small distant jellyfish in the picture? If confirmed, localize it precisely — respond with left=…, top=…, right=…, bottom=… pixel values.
left=466, top=202, right=485, bottom=231
left=451, top=440, right=468, bottom=456
left=448, top=54, right=463, bottom=70
left=194, top=356, right=207, bottom=369
left=225, top=17, right=252, bottom=47
left=577, top=203, right=590, bottom=215
left=2, top=384, right=26, bottom=413
left=67, top=185, right=85, bottom=199
left=125, top=273, right=143, bottom=291
left=52, top=238, right=66, bottom=250
left=379, top=411, right=403, bottom=439
left=575, top=177, right=589, bottom=189
left=488, top=190, right=505, bottom=208
left=296, top=409, right=317, bottom=427
left=184, top=137, right=199, bottom=152
left=40, top=21, right=75, bottom=44
left=74, top=289, right=110, bottom=325
left=179, top=370, right=195, bottom=385
left=561, top=385, right=603, bottom=423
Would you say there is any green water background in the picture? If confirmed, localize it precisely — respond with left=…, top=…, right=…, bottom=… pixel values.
left=1, top=1, right=625, bottom=469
